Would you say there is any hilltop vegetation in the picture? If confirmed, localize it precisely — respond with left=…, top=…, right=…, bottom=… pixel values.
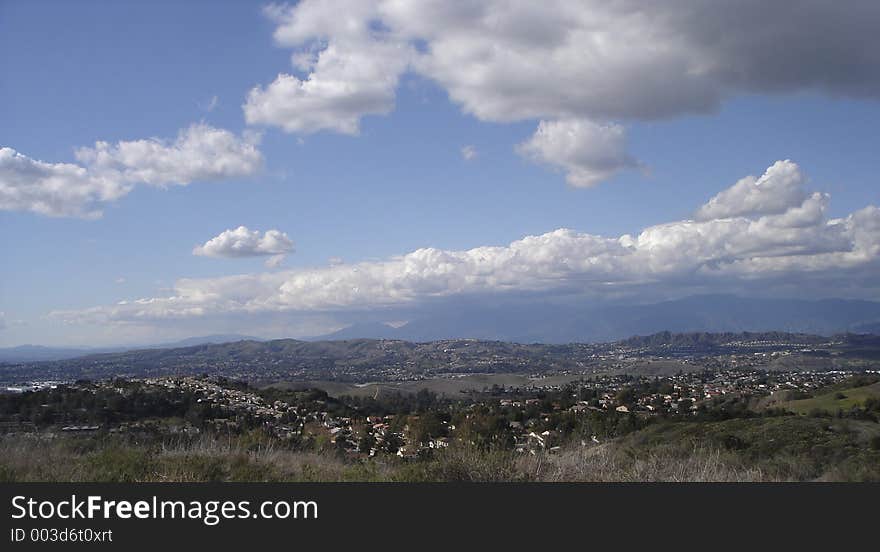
left=2, top=416, right=878, bottom=482
left=618, top=331, right=832, bottom=348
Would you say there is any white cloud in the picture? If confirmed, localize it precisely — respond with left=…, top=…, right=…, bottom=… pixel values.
left=461, top=145, right=477, bottom=161
left=246, top=1, right=880, bottom=185
left=1, top=124, right=262, bottom=218
left=264, top=254, right=288, bottom=269
left=74, top=123, right=262, bottom=188
left=695, top=160, right=808, bottom=221
left=0, top=148, right=130, bottom=219
left=243, top=2, right=412, bottom=134
left=193, top=226, right=295, bottom=268
left=54, top=161, right=880, bottom=325
left=516, top=119, right=638, bottom=187
left=382, top=0, right=880, bottom=122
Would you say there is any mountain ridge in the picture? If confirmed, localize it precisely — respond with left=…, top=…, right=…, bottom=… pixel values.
left=5, top=294, right=880, bottom=362
left=309, top=295, right=880, bottom=343
left=0, top=334, right=261, bottom=363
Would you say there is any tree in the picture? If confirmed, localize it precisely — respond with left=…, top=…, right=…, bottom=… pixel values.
left=358, top=434, right=376, bottom=454
left=410, top=411, right=445, bottom=445
left=677, top=398, right=693, bottom=414
left=382, top=432, right=403, bottom=454
left=616, top=387, right=635, bottom=406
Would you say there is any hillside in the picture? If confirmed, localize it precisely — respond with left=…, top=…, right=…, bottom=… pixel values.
left=0, top=334, right=260, bottom=363
left=2, top=331, right=877, bottom=385
left=779, top=382, right=880, bottom=414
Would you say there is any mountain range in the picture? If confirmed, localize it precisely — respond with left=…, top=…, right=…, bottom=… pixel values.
left=313, top=295, right=880, bottom=343
left=3, top=295, right=880, bottom=363
left=0, top=334, right=259, bottom=363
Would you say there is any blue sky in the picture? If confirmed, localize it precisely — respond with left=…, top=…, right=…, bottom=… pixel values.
left=2, top=1, right=879, bottom=346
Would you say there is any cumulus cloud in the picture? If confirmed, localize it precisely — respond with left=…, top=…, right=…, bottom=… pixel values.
left=73, top=123, right=263, bottom=189
left=53, top=161, right=880, bottom=325
left=243, top=2, right=412, bottom=134
left=246, top=1, right=880, bottom=185
left=516, top=119, right=638, bottom=187
left=695, top=160, right=808, bottom=221
left=193, top=226, right=295, bottom=268
left=382, top=0, right=880, bottom=122
left=1, top=124, right=262, bottom=218
left=0, top=148, right=130, bottom=219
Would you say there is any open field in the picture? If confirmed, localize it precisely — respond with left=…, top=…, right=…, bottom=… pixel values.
left=263, top=373, right=587, bottom=398
left=609, top=359, right=702, bottom=376
left=779, top=382, right=880, bottom=414
left=261, top=358, right=708, bottom=399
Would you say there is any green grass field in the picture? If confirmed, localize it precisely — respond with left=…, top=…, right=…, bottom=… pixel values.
left=779, top=382, right=880, bottom=414
left=264, top=373, right=587, bottom=398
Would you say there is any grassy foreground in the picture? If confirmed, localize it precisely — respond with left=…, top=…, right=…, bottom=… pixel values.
left=2, top=415, right=878, bottom=482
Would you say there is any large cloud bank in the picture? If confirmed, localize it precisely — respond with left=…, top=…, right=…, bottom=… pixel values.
left=53, top=161, right=880, bottom=325
left=244, top=0, right=880, bottom=184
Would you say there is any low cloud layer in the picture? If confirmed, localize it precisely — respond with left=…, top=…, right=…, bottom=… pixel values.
left=194, top=226, right=295, bottom=268
left=53, top=161, right=880, bottom=327
left=1, top=124, right=262, bottom=218
left=244, top=1, right=880, bottom=185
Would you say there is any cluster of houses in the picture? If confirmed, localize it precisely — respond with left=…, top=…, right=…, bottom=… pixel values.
left=149, top=376, right=292, bottom=420
left=581, top=369, right=862, bottom=414
left=139, top=377, right=442, bottom=457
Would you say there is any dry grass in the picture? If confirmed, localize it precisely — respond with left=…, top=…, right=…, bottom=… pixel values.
left=4, top=416, right=877, bottom=482
left=0, top=435, right=828, bottom=483
left=519, top=444, right=777, bottom=482
left=0, top=434, right=395, bottom=482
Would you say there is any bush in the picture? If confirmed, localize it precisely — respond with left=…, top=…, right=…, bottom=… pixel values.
left=396, top=445, right=526, bottom=482
left=720, top=434, right=748, bottom=451
left=84, top=447, right=152, bottom=482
